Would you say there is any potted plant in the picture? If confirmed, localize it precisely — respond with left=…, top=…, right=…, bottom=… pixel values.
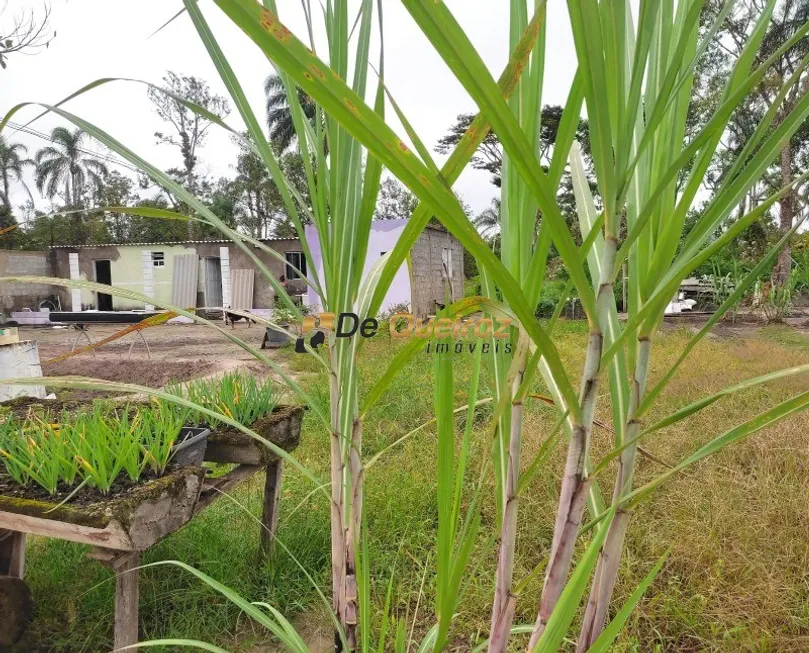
left=0, top=399, right=210, bottom=550
left=178, top=373, right=303, bottom=464
left=262, top=300, right=309, bottom=349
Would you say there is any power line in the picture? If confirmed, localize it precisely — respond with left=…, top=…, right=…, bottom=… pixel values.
left=6, top=121, right=144, bottom=175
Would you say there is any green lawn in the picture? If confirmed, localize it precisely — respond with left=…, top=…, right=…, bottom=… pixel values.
left=17, top=321, right=809, bottom=651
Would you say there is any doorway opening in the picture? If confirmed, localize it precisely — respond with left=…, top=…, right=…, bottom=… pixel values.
left=94, top=259, right=113, bottom=311
left=203, top=257, right=223, bottom=317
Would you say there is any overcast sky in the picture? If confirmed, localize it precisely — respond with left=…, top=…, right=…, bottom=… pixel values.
left=2, top=0, right=581, bottom=220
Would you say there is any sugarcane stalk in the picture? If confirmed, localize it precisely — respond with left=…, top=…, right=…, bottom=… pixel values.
left=343, top=416, right=363, bottom=650
left=488, top=367, right=526, bottom=653
left=577, top=337, right=651, bottom=650
left=328, top=342, right=349, bottom=651
left=529, top=237, right=617, bottom=648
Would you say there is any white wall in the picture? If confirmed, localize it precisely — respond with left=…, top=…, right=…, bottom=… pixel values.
left=305, top=220, right=412, bottom=314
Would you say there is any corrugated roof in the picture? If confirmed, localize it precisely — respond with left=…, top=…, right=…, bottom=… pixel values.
left=50, top=238, right=300, bottom=249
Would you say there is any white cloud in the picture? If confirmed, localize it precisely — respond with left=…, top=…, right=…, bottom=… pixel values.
left=2, top=0, right=579, bottom=219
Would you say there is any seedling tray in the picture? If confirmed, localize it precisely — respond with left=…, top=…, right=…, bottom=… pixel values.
left=204, top=404, right=304, bottom=465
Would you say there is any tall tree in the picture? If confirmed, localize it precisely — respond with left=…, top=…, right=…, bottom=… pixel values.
left=148, top=71, right=230, bottom=237
left=0, top=2, right=55, bottom=70
left=92, top=170, right=138, bottom=242
left=34, top=127, right=108, bottom=207
left=705, top=0, right=809, bottom=285
left=474, top=197, right=502, bottom=241
left=374, top=177, right=419, bottom=220
left=0, top=135, right=31, bottom=225
left=435, top=106, right=590, bottom=187
left=264, top=73, right=317, bottom=151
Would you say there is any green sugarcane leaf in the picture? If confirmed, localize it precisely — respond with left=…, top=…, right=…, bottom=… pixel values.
left=366, top=2, right=546, bottom=320
left=400, top=0, right=597, bottom=321
left=642, top=363, right=809, bottom=438
left=120, top=640, right=230, bottom=652
left=137, top=561, right=308, bottom=652
left=627, top=389, right=809, bottom=508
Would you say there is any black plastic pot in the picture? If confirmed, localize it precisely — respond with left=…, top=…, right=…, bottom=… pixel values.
left=171, top=427, right=210, bottom=467
left=262, top=325, right=292, bottom=349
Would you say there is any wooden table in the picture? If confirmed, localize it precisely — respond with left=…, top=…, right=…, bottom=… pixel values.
left=0, top=405, right=303, bottom=649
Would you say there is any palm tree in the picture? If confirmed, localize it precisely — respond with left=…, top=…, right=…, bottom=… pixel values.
left=0, top=135, right=32, bottom=217
left=34, top=127, right=108, bottom=207
left=264, top=74, right=316, bottom=151
left=474, top=197, right=501, bottom=242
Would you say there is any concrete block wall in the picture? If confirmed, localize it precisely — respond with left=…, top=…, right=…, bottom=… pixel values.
left=410, top=227, right=464, bottom=317
left=0, top=251, right=57, bottom=314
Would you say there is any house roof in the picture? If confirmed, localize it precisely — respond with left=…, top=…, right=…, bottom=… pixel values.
left=50, top=238, right=300, bottom=249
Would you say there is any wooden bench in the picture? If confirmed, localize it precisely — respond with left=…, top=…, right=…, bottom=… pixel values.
left=0, top=405, right=304, bottom=649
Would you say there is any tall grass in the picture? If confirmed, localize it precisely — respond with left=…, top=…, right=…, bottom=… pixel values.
left=5, top=1, right=809, bottom=651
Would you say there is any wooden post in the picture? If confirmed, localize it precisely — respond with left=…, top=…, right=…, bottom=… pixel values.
left=90, top=548, right=140, bottom=649
left=112, top=551, right=140, bottom=649
left=260, top=460, right=284, bottom=557
left=0, top=529, right=25, bottom=578
left=0, top=530, right=31, bottom=647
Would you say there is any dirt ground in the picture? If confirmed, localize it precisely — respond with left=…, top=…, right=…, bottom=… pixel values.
left=16, top=322, right=282, bottom=398
left=14, top=312, right=809, bottom=397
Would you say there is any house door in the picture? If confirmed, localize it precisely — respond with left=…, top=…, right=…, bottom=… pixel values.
left=94, top=260, right=113, bottom=311
left=203, top=257, right=223, bottom=309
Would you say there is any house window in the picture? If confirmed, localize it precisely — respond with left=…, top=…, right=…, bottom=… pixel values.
left=441, top=248, right=453, bottom=279
left=152, top=252, right=165, bottom=267
left=285, top=251, right=307, bottom=280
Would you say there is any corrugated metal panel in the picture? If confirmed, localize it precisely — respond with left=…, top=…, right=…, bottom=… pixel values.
left=172, top=254, right=199, bottom=309
left=231, top=269, right=254, bottom=310
left=141, top=250, right=155, bottom=310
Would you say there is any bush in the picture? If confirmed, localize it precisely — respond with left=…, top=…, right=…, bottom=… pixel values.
left=535, top=279, right=571, bottom=318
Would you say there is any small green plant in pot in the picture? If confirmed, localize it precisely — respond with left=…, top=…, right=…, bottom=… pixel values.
left=177, top=373, right=279, bottom=429
left=0, top=401, right=193, bottom=497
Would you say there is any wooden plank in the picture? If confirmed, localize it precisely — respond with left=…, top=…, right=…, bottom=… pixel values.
left=0, top=511, right=134, bottom=550
left=204, top=440, right=268, bottom=465
left=0, top=530, right=25, bottom=578
left=260, top=460, right=284, bottom=557
left=194, top=464, right=262, bottom=514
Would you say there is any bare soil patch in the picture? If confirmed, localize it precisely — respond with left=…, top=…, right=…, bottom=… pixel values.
left=14, top=323, right=283, bottom=400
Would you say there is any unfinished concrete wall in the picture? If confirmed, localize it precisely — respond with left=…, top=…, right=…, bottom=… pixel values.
left=0, top=250, right=56, bottom=313
left=410, top=227, right=464, bottom=317
left=198, top=239, right=305, bottom=309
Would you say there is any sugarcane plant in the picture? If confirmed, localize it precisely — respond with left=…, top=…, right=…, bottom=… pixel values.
left=213, top=0, right=809, bottom=650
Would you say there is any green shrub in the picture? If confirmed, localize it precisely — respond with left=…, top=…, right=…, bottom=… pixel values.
left=535, top=279, right=571, bottom=318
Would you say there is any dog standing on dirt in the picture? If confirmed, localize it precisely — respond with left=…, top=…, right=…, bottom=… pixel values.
left=224, top=308, right=255, bottom=329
